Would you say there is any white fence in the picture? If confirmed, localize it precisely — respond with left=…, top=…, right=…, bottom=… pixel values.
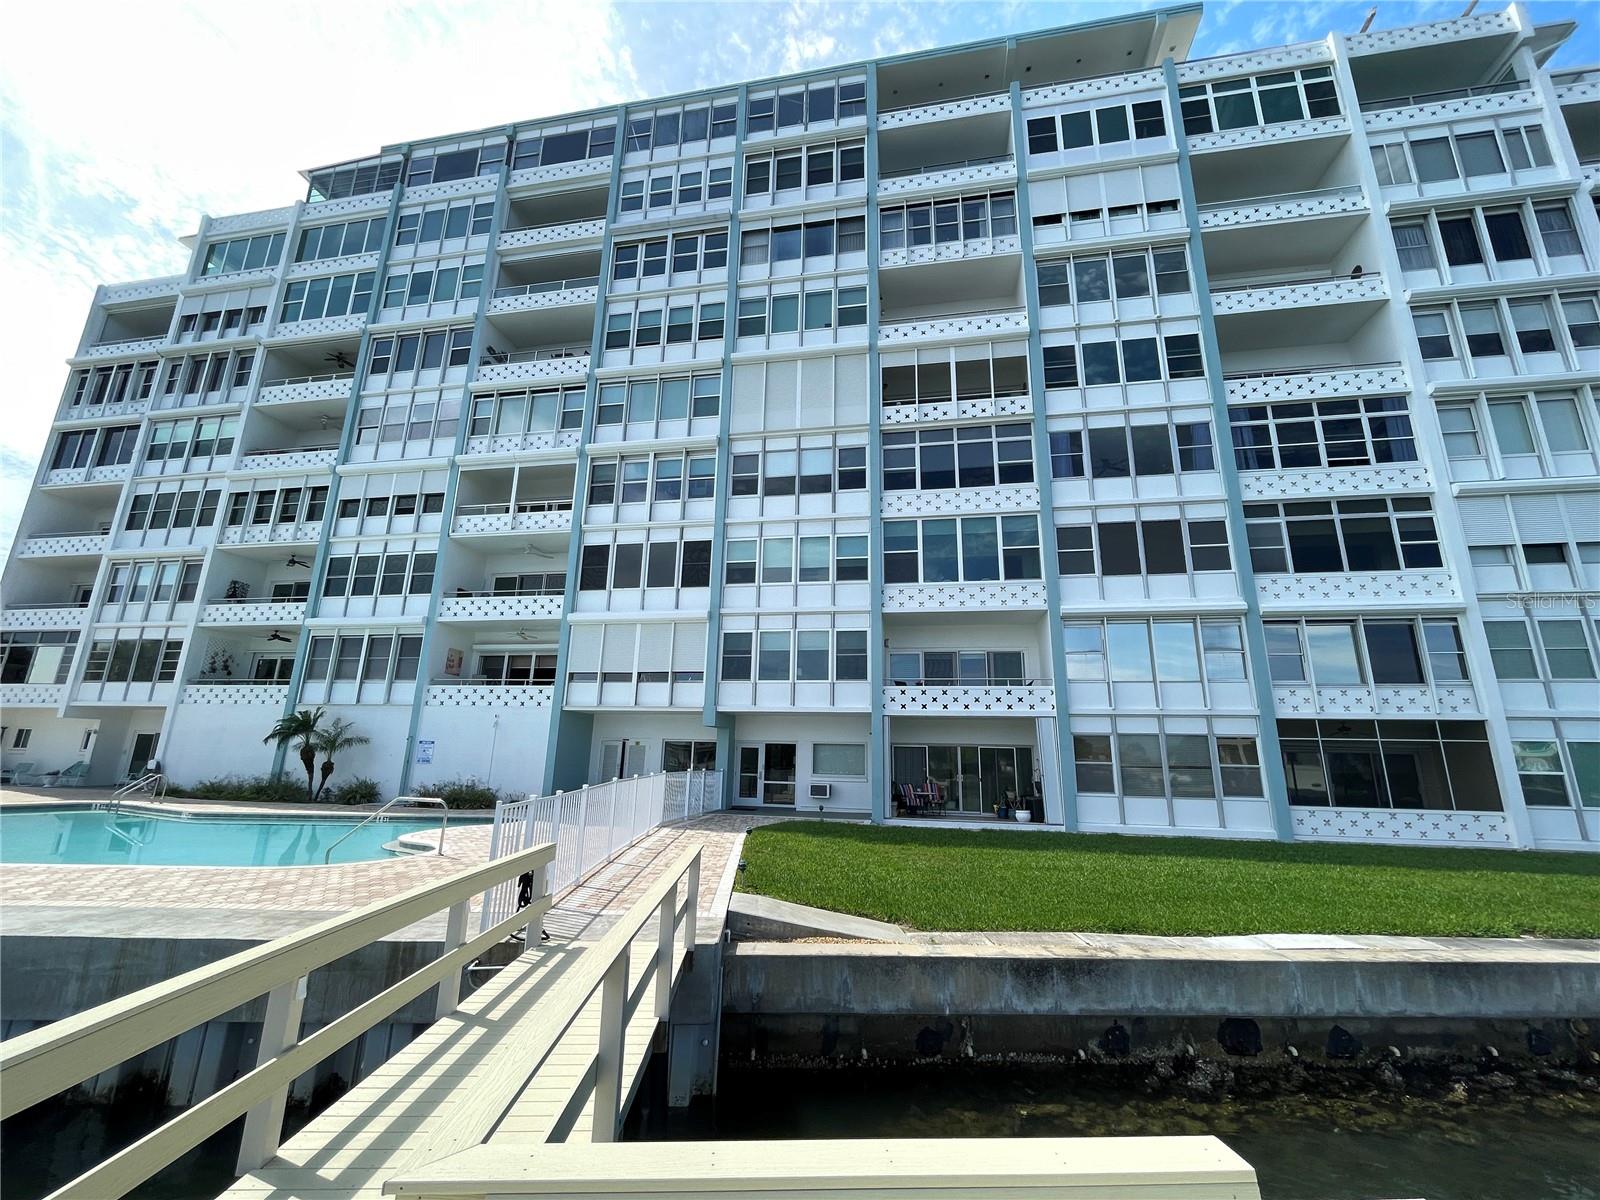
left=478, top=769, right=719, bottom=932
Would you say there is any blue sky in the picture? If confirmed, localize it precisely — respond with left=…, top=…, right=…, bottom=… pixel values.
left=1, top=0, right=1593, bottom=556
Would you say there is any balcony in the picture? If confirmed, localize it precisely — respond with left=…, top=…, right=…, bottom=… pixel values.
left=451, top=499, right=574, bottom=537
left=437, top=589, right=565, bottom=622
left=1255, top=571, right=1460, bottom=610
left=488, top=276, right=599, bottom=318
left=0, top=683, right=66, bottom=708
left=197, top=599, right=309, bottom=626
left=878, top=91, right=1010, bottom=131
left=1238, top=462, right=1433, bottom=502
left=218, top=521, right=323, bottom=547
left=1210, top=273, right=1388, bottom=317
left=1273, top=681, right=1481, bottom=719
left=878, top=307, right=1028, bottom=345
left=882, top=681, right=1055, bottom=717
left=1345, top=9, right=1517, bottom=57
left=882, top=582, right=1048, bottom=613
left=877, top=155, right=1016, bottom=199
left=507, top=156, right=612, bottom=191
left=1552, top=68, right=1600, bottom=105
left=1, top=604, right=89, bottom=631
left=236, top=445, right=340, bottom=474
left=1359, top=81, right=1539, bottom=131
left=80, top=333, right=167, bottom=360
left=178, top=680, right=291, bottom=707
left=1223, top=361, right=1408, bottom=403
left=474, top=347, right=591, bottom=388
left=57, top=397, right=151, bottom=424
left=16, top=531, right=110, bottom=559
left=423, top=680, right=554, bottom=708
left=270, top=313, right=368, bottom=342
left=882, top=392, right=1031, bottom=427
left=1197, top=185, right=1368, bottom=231
left=256, top=372, right=355, bottom=406
left=497, top=218, right=606, bottom=254
left=41, top=463, right=131, bottom=488
left=881, top=484, right=1041, bottom=519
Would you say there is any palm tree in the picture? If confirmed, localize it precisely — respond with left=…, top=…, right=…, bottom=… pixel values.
left=312, top=718, right=371, bottom=803
left=263, top=708, right=324, bottom=802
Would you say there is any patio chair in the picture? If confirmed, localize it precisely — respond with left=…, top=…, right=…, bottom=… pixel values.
left=39, top=761, right=89, bottom=788
left=896, top=782, right=920, bottom=817
left=1, top=761, right=39, bottom=785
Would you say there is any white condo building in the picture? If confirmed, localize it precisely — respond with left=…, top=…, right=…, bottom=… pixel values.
left=3, top=3, right=1597, bottom=850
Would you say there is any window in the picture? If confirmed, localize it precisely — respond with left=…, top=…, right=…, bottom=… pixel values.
left=1413, top=312, right=1455, bottom=360
left=1391, top=222, right=1435, bottom=271
left=813, top=743, right=865, bottom=776
left=1370, top=143, right=1412, bottom=186
left=202, top=232, right=285, bottom=276
left=1280, top=718, right=1501, bottom=812
left=882, top=516, right=1041, bottom=584
left=1228, top=396, right=1416, bottom=470
left=1243, top=498, right=1440, bottom=574
left=1178, top=66, right=1339, bottom=136
left=279, top=272, right=375, bottom=323
left=1485, top=210, right=1531, bottom=262
left=1055, top=515, right=1229, bottom=578
left=882, top=423, right=1034, bottom=492
left=296, top=216, right=385, bottom=262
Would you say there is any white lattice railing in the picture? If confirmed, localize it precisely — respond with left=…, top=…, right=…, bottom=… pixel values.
left=478, top=769, right=718, bottom=932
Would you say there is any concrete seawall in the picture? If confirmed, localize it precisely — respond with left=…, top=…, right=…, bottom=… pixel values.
left=723, top=940, right=1600, bottom=1022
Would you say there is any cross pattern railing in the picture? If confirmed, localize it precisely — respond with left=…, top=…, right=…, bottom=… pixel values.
left=479, top=769, right=718, bottom=933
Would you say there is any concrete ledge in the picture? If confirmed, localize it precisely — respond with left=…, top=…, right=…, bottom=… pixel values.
left=723, top=941, right=1600, bottom=1020
left=727, top=893, right=905, bottom=942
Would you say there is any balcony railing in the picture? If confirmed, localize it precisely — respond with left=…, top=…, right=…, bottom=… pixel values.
left=880, top=153, right=1011, bottom=180
left=1358, top=80, right=1528, bottom=112
left=1212, top=271, right=1366, bottom=294
left=455, top=499, right=573, bottom=516
left=1222, top=359, right=1402, bottom=381
left=260, top=371, right=355, bottom=388
left=240, top=443, right=341, bottom=458
left=2, top=600, right=91, bottom=610
left=491, top=276, right=600, bottom=299
left=428, top=676, right=556, bottom=687
left=1198, top=185, right=1364, bottom=212
left=1552, top=68, right=1600, bottom=87
left=446, top=588, right=566, bottom=602
left=478, top=345, right=589, bottom=366
left=886, top=676, right=1049, bottom=687
left=879, top=89, right=1007, bottom=117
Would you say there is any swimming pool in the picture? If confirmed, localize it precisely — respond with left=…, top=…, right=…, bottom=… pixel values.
left=0, top=807, right=464, bottom=867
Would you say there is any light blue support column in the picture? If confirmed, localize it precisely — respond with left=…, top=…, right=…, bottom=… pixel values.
left=270, top=182, right=407, bottom=782
left=864, top=65, right=889, bottom=824
left=398, top=146, right=513, bottom=795
left=542, top=108, right=631, bottom=794
left=700, top=85, right=750, bottom=812
left=1162, top=61, right=1293, bottom=840
left=1007, top=75, right=1078, bottom=831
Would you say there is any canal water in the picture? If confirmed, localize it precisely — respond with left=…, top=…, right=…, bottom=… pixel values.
left=643, top=1063, right=1600, bottom=1200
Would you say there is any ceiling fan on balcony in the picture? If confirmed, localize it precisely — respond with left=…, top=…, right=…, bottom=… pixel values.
left=522, top=543, right=556, bottom=559
left=266, top=630, right=293, bottom=644
left=514, top=628, right=540, bottom=643
left=285, top=554, right=311, bottom=568
left=323, top=350, right=355, bottom=370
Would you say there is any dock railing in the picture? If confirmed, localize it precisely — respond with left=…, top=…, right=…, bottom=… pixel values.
left=479, top=768, right=717, bottom=932
left=0, top=842, right=556, bottom=1199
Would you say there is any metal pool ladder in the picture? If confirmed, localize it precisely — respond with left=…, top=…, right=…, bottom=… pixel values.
left=106, top=772, right=168, bottom=813
left=323, top=795, right=450, bottom=864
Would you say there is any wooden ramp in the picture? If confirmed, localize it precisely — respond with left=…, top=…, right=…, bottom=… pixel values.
left=221, top=853, right=698, bottom=1200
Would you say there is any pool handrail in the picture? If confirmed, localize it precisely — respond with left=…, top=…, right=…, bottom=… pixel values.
left=107, top=772, right=168, bottom=812
left=323, top=794, right=449, bottom=864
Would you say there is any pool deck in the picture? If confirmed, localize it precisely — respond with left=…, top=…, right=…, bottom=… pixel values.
left=0, top=788, right=765, bottom=946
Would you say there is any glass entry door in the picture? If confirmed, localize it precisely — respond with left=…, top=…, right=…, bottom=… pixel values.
left=127, top=733, right=158, bottom=779
left=736, top=743, right=797, bottom=805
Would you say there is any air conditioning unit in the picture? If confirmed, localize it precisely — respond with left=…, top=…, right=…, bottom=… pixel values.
left=809, top=782, right=832, bottom=800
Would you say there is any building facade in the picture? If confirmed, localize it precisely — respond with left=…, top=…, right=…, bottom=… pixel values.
left=4, top=3, right=1597, bottom=849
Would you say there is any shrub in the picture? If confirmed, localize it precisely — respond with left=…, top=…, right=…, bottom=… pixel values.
left=169, top=775, right=308, bottom=805
left=413, top=779, right=502, bottom=810
left=328, top=777, right=382, bottom=806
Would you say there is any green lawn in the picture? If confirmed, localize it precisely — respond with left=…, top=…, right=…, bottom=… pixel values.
left=735, top=821, right=1600, bottom=938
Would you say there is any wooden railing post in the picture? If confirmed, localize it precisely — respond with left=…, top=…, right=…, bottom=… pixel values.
left=433, top=899, right=471, bottom=1019
left=683, top=856, right=700, bottom=956
left=592, top=949, right=629, bottom=1142
left=235, top=975, right=306, bottom=1173
left=654, top=880, right=678, bottom=1023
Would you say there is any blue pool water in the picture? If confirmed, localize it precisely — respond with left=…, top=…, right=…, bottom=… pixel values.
left=0, top=808, right=461, bottom=866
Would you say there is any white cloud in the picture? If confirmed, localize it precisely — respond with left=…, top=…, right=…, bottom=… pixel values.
left=0, top=0, right=637, bottom=558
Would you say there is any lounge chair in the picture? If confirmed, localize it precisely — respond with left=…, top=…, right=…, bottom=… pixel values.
left=39, top=761, right=89, bottom=788
left=2, top=761, right=39, bottom=785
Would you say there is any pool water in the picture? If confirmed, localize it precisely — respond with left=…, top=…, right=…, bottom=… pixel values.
left=0, top=808, right=458, bottom=867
